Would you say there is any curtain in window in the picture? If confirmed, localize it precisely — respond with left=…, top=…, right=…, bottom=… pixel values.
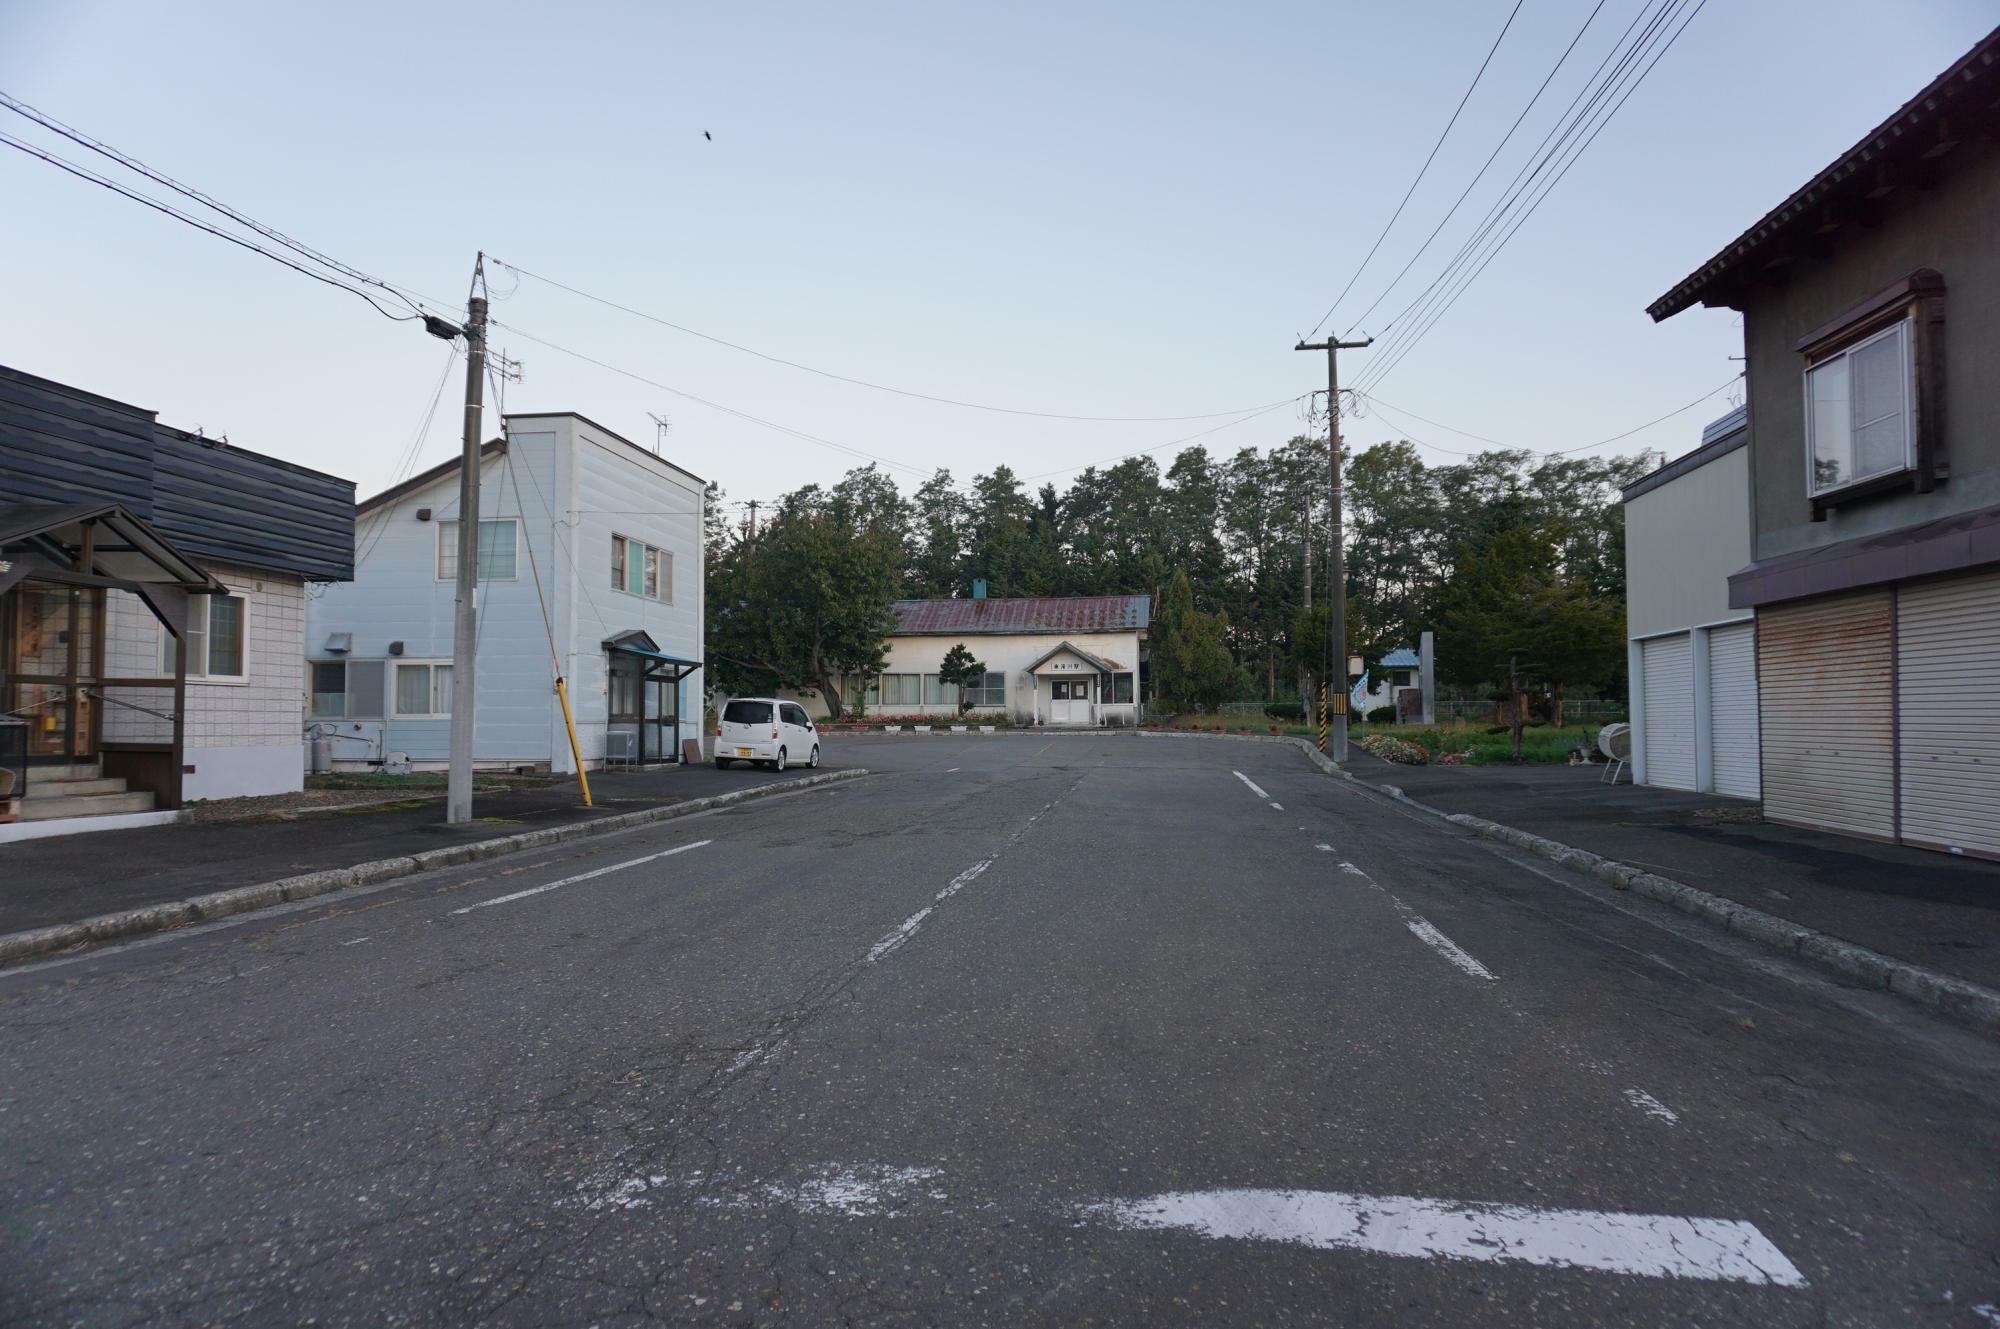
left=206, top=596, right=244, bottom=676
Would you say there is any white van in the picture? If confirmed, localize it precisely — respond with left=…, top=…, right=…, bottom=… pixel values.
left=714, top=698, right=821, bottom=772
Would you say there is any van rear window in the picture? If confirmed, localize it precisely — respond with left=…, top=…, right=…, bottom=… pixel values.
left=723, top=701, right=774, bottom=725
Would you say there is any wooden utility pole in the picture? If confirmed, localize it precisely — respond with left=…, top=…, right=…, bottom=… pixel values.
left=1294, top=334, right=1370, bottom=763
left=447, top=258, right=489, bottom=824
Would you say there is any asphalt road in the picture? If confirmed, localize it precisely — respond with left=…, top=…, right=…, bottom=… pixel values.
left=3, top=734, right=1996, bottom=1326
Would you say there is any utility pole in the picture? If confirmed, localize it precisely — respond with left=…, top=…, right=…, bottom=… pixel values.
left=447, top=258, right=489, bottom=824
left=746, top=499, right=759, bottom=546
left=1294, top=334, right=1371, bottom=763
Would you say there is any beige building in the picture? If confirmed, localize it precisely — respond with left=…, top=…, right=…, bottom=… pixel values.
left=797, top=593, right=1150, bottom=726
left=1621, top=408, right=1758, bottom=798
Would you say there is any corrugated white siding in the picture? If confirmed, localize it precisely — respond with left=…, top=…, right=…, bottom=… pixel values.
left=1641, top=634, right=1695, bottom=791
left=1897, top=570, right=2000, bottom=859
left=1706, top=621, right=1760, bottom=800
left=1757, top=591, right=1894, bottom=838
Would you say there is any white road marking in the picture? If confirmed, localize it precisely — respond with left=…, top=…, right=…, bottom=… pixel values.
left=1269, top=801, right=1284, bottom=811
left=1092, top=1187, right=1805, bottom=1286
left=868, top=860, right=992, bottom=963
left=448, top=839, right=712, bottom=915
left=1338, top=861, right=1496, bottom=981
left=340, top=936, right=371, bottom=947
left=1401, top=918, right=1498, bottom=981
left=1624, top=1089, right=1680, bottom=1125
left=1971, top=1304, right=2000, bottom=1327
left=944, top=767, right=960, bottom=773
left=1232, top=770, right=1269, bottom=799
left=1314, top=844, right=1335, bottom=853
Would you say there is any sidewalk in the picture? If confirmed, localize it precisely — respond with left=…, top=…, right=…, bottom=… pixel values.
left=0, top=762, right=833, bottom=937
left=1352, top=752, right=2000, bottom=991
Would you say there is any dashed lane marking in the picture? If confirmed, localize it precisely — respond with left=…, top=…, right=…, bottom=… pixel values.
left=448, top=840, right=713, bottom=916
left=1233, top=770, right=1270, bottom=800
left=1338, top=861, right=1497, bottom=982
left=1624, top=1089, right=1680, bottom=1125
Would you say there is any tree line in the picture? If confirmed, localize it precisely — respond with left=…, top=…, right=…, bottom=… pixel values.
left=705, top=435, right=1657, bottom=719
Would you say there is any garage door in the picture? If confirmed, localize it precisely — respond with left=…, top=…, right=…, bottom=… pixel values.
left=1897, top=570, right=2000, bottom=859
left=1758, top=590, right=1893, bottom=838
left=1641, top=634, right=1695, bottom=791
left=1706, top=621, right=1760, bottom=799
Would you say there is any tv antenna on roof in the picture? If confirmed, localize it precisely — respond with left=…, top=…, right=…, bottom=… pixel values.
left=647, top=412, right=671, bottom=456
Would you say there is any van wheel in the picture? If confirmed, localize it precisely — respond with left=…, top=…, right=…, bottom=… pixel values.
left=774, top=747, right=787, bottom=772
left=715, top=757, right=731, bottom=770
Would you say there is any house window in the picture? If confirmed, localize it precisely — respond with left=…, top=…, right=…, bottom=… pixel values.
left=876, top=673, right=920, bottom=707
left=310, top=659, right=386, bottom=719
left=1111, top=673, right=1135, bottom=704
left=393, top=661, right=454, bottom=718
left=922, top=674, right=959, bottom=706
left=612, top=534, right=673, bottom=603
left=1806, top=318, right=1914, bottom=497
left=1394, top=670, right=1415, bottom=688
left=964, top=671, right=1006, bottom=707
left=159, top=591, right=249, bottom=681
left=437, top=519, right=518, bottom=581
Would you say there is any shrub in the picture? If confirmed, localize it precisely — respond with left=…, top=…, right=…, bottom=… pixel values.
left=1365, top=705, right=1396, bottom=724
left=1265, top=701, right=1305, bottom=721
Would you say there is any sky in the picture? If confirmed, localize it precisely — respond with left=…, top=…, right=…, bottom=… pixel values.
left=2, top=1, right=1993, bottom=519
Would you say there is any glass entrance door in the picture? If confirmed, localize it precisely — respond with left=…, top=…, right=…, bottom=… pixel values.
left=3, top=582, right=102, bottom=762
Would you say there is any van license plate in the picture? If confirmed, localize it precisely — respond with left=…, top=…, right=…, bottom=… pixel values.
left=736, top=747, right=754, bottom=757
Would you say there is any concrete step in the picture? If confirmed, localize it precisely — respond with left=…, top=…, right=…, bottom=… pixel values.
left=17, top=790, right=158, bottom=821
left=27, top=762, right=103, bottom=782
left=24, top=777, right=128, bottom=798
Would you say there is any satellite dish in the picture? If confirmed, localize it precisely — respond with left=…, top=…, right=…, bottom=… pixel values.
left=1598, top=723, right=1631, bottom=761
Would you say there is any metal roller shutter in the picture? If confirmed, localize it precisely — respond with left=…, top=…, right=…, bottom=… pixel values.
left=1897, top=570, right=2000, bottom=860
left=1757, top=590, right=1894, bottom=838
left=1641, top=634, right=1695, bottom=791
left=1706, top=621, right=1760, bottom=799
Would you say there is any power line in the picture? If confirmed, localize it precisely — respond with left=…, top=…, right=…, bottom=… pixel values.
left=489, top=258, right=1300, bottom=424
left=1354, top=373, right=1739, bottom=459
left=0, top=129, right=423, bottom=324
left=355, top=342, right=461, bottom=570
left=1355, top=0, right=1707, bottom=393
left=1338, top=0, right=1610, bottom=340
left=0, top=90, right=444, bottom=322
left=1300, top=0, right=1525, bottom=341
left=1353, top=0, right=1689, bottom=393
left=487, top=319, right=936, bottom=479
left=1015, top=397, right=1307, bottom=483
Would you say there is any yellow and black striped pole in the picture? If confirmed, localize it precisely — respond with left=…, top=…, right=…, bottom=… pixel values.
left=1318, top=682, right=1328, bottom=753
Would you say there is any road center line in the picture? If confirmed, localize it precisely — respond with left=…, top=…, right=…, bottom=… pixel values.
left=448, top=840, right=713, bottom=915
left=1233, top=770, right=1270, bottom=800
left=1093, top=1187, right=1805, bottom=1286
left=1338, top=861, right=1497, bottom=982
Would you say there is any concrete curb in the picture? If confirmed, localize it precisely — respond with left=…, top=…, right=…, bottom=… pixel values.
left=1302, top=745, right=2000, bottom=1038
left=0, top=768, right=868, bottom=970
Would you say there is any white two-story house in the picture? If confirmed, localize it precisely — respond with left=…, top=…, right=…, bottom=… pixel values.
left=306, top=412, right=704, bottom=772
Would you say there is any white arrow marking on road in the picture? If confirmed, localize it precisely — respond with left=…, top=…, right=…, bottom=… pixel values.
left=448, top=840, right=713, bottom=915
left=1233, top=770, right=1269, bottom=799
left=1092, top=1187, right=1805, bottom=1286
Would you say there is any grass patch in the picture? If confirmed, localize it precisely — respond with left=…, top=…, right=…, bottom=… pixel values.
left=1351, top=722, right=1606, bottom=766
left=1159, top=713, right=1315, bottom=737
left=308, top=772, right=449, bottom=790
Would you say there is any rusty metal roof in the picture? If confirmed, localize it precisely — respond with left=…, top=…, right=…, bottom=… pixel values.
left=1647, top=25, right=2000, bottom=322
left=890, top=594, right=1152, bottom=636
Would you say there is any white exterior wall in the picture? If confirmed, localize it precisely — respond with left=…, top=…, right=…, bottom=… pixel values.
left=784, top=630, right=1144, bottom=724
left=103, top=560, right=308, bottom=800
left=549, top=415, right=706, bottom=770
left=305, top=416, right=704, bottom=772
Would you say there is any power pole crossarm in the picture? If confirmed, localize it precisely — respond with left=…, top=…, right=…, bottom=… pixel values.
left=1293, top=335, right=1371, bottom=764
